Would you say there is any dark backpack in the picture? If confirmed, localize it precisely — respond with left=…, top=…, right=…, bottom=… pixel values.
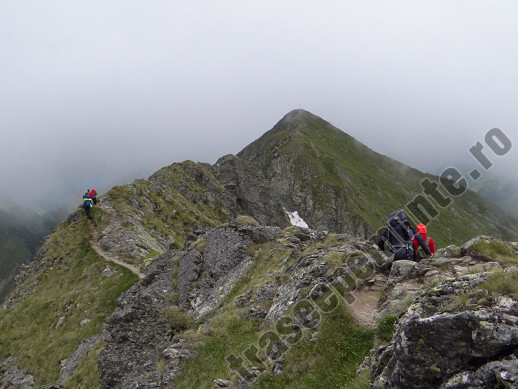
left=386, top=210, right=414, bottom=254
left=83, top=196, right=92, bottom=209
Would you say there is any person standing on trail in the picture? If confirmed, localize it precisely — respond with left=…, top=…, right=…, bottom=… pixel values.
left=89, top=188, right=97, bottom=205
left=83, top=190, right=93, bottom=220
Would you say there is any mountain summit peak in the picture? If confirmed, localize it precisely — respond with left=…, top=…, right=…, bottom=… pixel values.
left=282, top=108, right=312, bottom=119
left=278, top=109, right=325, bottom=126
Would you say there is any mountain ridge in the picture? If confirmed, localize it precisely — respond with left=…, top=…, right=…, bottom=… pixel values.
left=1, top=109, right=518, bottom=388
left=237, top=109, right=518, bottom=244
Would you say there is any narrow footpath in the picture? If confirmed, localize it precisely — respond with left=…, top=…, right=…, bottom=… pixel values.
left=88, top=219, right=145, bottom=280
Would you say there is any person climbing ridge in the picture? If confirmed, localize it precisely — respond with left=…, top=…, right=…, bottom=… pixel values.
left=377, top=209, right=431, bottom=261
left=83, top=190, right=93, bottom=220
left=413, top=223, right=435, bottom=261
left=89, top=188, right=97, bottom=205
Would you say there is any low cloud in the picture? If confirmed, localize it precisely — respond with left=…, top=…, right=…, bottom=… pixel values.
left=1, top=1, right=517, bottom=211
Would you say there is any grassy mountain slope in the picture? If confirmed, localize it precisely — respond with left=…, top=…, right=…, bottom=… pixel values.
left=237, top=109, right=518, bottom=246
left=98, top=161, right=233, bottom=266
left=0, top=212, right=138, bottom=386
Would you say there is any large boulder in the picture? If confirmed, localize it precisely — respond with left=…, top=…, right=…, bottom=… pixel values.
left=371, top=272, right=518, bottom=388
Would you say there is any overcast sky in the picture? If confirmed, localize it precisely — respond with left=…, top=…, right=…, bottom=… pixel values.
left=2, top=1, right=518, bottom=211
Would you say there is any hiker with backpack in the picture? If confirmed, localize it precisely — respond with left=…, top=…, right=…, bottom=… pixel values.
left=89, top=188, right=97, bottom=205
left=83, top=190, right=93, bottom=220
left=413, top=223, right=435, bottom=261
left=377, top=209, right=431, bottom=261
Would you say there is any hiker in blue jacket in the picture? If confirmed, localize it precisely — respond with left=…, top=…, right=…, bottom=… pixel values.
left=83, top=190, right=93, bottom=220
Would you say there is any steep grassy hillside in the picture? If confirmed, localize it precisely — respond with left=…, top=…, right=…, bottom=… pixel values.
left=96, top=161, right=234, bottom=267
left=237, top=110, right=518, bottom=246
left=0, top=211, right=138, bottom=387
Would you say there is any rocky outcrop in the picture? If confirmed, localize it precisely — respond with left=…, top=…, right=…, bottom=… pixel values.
left=98, top=250, right=181, bottom=388
left=98, top=224, right=281, bottom=388
left=0, top=357, right=34, bottom=389
left=178, top=224, right=258, bottom=319
left=263, top=238, right=389, bottom=327
left=96, top=220, right=400, bottom=388
left=95, top=196, right=175, bottom=261
left=371, top=267, right=518, bottom=388
left=214, top=155, right=289, bottom=228
left=41, top=335, right=102, bottom=389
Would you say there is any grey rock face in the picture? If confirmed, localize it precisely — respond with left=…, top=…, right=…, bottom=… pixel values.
left=441, top=359, right=518, bottom=388
left=178, top=226, right=257, bottom=320
left=371, top=272, right=518, bottom=389
left=387, top=260, right=419, bottom=285
left=255, top=284, right=276, bottom=302
left=98, top=251, right=180, bottom=389
left=98, top=224, right=278, bottom=388
left=214, top=154, right=289, bottom=228
left=0, top=357, right=35, bottom=389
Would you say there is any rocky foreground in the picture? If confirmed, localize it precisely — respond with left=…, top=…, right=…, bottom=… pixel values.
left=99, top=227, right=517, bottom=389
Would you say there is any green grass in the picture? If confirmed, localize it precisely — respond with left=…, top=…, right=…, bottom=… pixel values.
left=175, top=299, right=373, bottom=389
left=322, top=251, right=347, bottom=273
left=160, top=306, right=195, bottom=332
left=61, top=339, right=105, bottom=389
left=253, top=299, right=374, bottom=389
left=236, top=215, right=259, bottom=227
left=227, top=242, right=291, bottom=299
left=0, top=213, right=138, bottom=386
left=468, top=240, right=518, bottom=264
left=446, top=292, right=473, bottom=312
left=376, top=315, right=397, bottom=343
left=91, top=207, right=111, bottom=235
left=480, top=269, right=518, bottom=299
left=173, top=313, right=260, bottom=389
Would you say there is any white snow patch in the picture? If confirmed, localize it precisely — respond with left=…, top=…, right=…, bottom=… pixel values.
left=284, top=208, right=309, bottom=228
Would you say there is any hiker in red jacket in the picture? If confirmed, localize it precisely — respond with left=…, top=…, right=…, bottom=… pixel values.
left=89, top=188, right=97, bottom=205
left=413, top=223, right=435, bottom=260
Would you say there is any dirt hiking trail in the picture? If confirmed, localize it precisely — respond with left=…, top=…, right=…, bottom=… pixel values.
left=87, top=219, right=145, bottom=279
